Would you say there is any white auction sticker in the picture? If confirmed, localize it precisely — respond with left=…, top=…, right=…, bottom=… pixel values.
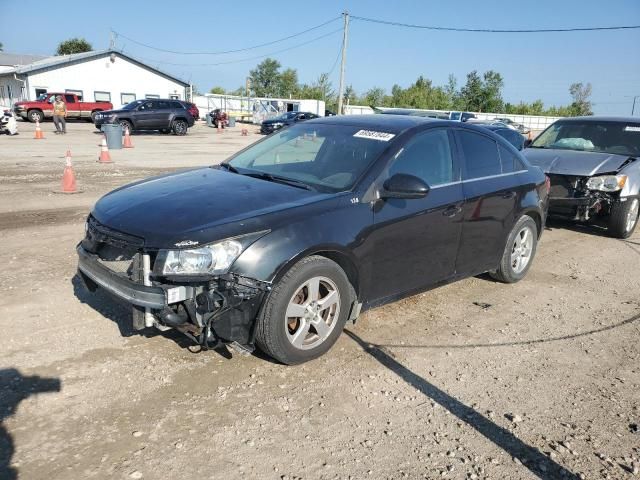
left=353, top=130, right=396, bottom=141
left=624, top=126, right=640, bottom=132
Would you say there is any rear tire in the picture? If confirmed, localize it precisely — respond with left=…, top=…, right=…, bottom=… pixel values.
left=172, top=119, right=188, bottom=135
left=608, top=197, right=639, bottom=239
left=490, top=215, right=538, bottom=283
left=255, top=255, right=354, bottom=365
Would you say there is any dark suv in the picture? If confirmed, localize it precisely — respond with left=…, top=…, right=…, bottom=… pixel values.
left=93, top=99, right=195, bottom=135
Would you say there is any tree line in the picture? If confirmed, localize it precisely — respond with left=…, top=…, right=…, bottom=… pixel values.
left=211, top=58, right=593, bottom=117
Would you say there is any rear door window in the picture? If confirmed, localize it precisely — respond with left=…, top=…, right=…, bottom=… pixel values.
left=64, top=94, right=76, bottom=103
left=388, top=129, right=455, bottom=186
left=458, top=130, right=501, bottom=179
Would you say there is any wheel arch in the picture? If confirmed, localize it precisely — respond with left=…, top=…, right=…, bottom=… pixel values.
left=272, top=247, right=360, bottom=298
left=522, top=209, right=543, bottom=238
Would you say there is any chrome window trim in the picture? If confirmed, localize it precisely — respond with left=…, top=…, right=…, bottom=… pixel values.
left=429, top=170, right=527, bottom=189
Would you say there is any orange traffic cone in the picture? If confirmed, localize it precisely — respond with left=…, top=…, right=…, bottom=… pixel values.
left=97, top=136, right=113, bottom=163
left=123, top=127, right=134, bottom=148
left=34, top=120, right=44, bottom=139
left=60, top=150, right=79, bottom=194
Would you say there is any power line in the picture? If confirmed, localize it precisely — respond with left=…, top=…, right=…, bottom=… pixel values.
left=351, top=15, right=640, bottom=33
left=130, top=28, right=343, bottom=67
left=111, top=16, right=340, bottom=55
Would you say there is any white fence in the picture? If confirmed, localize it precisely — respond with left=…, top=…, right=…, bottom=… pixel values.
left=344, top=105, right=561, bottom=131
left=193, top=94, right=325, bottom=124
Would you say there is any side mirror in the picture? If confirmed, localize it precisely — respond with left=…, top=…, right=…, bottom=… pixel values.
left=381, top=173, right=430, bottom=200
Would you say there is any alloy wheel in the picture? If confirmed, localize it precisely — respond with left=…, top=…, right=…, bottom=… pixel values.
left=511, top=225, right=534, bottom=274
left=285, top=276, right=341, bottom=350
left=626, top=198, right=639, bottom=233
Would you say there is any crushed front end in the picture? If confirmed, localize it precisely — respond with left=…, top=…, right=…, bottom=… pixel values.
left=76, top=216, right=269, bottom=352
left=547, top=174, right=622, bottom=223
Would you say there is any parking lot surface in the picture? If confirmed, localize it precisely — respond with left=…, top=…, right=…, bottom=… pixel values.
left=1, top=121, right=639, bottom=480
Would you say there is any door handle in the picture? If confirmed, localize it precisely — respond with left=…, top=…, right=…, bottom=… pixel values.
left=443, top=205, right=462, bottom=217
left=502, top=191, right=516, bottom=199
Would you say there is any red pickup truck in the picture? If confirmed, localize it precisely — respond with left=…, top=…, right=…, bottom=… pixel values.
left=13, top=93, right=113, bottom=123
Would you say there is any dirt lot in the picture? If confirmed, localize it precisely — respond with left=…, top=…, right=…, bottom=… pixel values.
left=1, top=121, right=639, bottom=480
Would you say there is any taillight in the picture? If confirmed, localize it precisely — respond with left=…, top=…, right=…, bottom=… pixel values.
left=544, top=175, right=551, bottom=194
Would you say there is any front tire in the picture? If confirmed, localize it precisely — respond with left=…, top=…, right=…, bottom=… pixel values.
left=255, top=256, right=354, bottom=365
left=490, top=215, right=538, bottom=283
left=608, top=197, right=639, bottom=239
left=119, top=119, right=133, bottom=134
left=28, top=109, right=44, bottom=123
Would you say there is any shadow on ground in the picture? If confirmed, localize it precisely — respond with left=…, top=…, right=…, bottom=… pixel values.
left=0, top=369, right=61, bottom=480
left=344, top=329, right=579, bottom=480
left=71, top=275, right=235, bottom=359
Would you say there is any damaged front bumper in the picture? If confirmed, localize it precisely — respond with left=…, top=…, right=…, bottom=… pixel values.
left=76, top=245, right=269, bottom=351
left=547, top=174, right=619, bottom=222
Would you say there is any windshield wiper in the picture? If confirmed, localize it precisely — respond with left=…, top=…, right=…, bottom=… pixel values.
left=243, top=172, right=316, bottom=191
left=218, top=162, right=240, bottom=173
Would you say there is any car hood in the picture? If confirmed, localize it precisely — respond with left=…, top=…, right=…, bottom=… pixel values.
left=523, top=148, right=633, bottom=176
left=91, top=167, right=335, bottom=248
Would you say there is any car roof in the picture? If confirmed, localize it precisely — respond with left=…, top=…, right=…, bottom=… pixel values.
left=556, top=116, right=640, bottom=123
left=309, top=114, right=440, bottom=133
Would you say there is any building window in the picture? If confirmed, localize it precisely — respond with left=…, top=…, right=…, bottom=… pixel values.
left=121, top=93, right=136, bottom=105
left=94, top=91, right=111, bottom=102
left=145, top=94, right=160, bottom=99
left=65, top=89, right=83, bottom=100
left=169, top=94, right=179, bottom=100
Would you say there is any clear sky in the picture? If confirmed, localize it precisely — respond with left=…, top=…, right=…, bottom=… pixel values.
left=2, top=0, right=639, bottom=115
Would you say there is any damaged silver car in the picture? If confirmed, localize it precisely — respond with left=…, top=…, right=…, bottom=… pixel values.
left=524, top=116, right=640, bottom=238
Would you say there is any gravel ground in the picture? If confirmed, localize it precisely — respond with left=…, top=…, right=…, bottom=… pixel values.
left=0, top=121, right=639, bottom=480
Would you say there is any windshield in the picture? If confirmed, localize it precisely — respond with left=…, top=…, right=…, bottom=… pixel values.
left=121, top=100, right=143, bottom=111
left=274, top=112, right=297, bottom=121
left=226, top=124, right=393, bottom=192
left=531, top=121, right=640, bottom=157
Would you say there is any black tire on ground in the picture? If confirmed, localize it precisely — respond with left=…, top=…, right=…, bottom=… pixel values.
left=490, top=215, right=538, bottom=283
left=608, top=197, right=639, bottom=239
left=119, top=120, right=133, bottom=134
left=28, top=110, right=44, bottom=123
left=255, top=255, right=354, bottom=365
left=90, top=111, right=101, bottom=123
left=172, top=119, right=188, bottom=136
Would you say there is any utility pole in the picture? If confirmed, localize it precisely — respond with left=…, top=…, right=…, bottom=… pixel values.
left=632, top=95, right=639, bottom=116
left=337, top=11, right=349, bottom=115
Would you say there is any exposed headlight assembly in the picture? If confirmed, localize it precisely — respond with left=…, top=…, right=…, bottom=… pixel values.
left=586, top=175, right=627, bottom=192
left=156, top=231, right=268, bottom=276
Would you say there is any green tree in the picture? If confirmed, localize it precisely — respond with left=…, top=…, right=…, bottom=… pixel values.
left=249, top=58, right=282, bottom=97
left=481, top=70, right=504, bottom=112
left=56, top=37, right=92, bottom=55
left=458, top=71, right=484, bottom=111
left=209, top=86, right=226, bottom=94
left=568, top=82, right=593, bottom=116
left=363, top=87, right=386, bottom=106
left=0, top=42, right=3, bottom=52
left=278, top=68, right=299, bottom=98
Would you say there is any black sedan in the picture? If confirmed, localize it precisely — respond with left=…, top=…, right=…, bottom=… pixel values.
left=76, top=115, right=549, bottom=364
left=260, top=111, right=319, bottom=134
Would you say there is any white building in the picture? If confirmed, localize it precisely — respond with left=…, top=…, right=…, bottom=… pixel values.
left=193, top=93, right=326, bottom=124
left=0, top=49, right=189, bottom=110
